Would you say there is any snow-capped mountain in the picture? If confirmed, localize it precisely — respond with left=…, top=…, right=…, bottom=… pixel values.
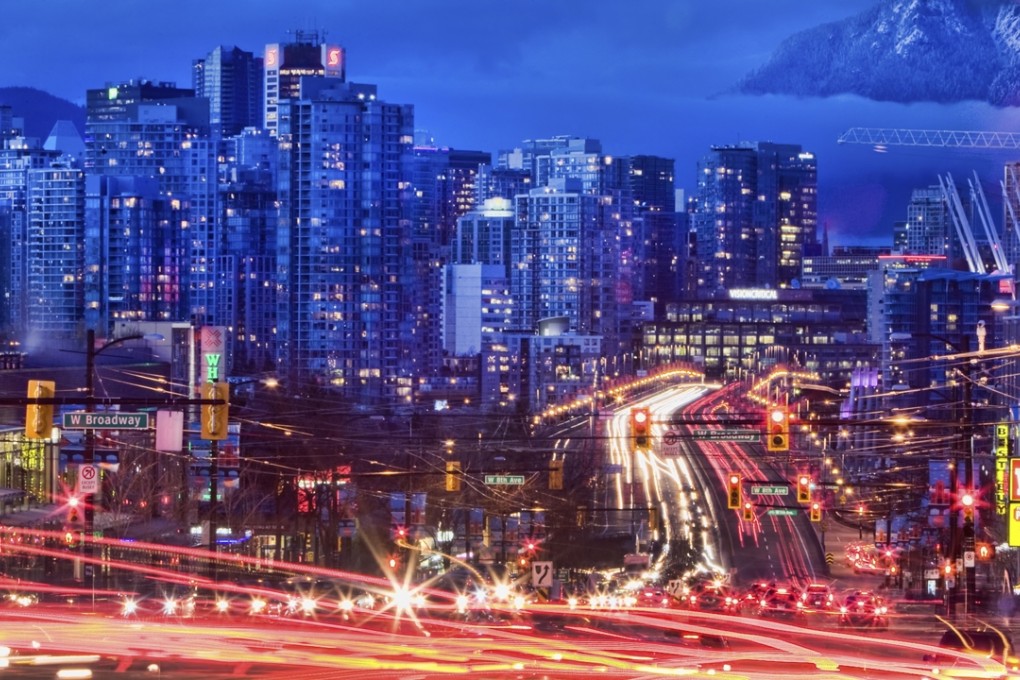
left=738, top=0, right=1020, bottom=106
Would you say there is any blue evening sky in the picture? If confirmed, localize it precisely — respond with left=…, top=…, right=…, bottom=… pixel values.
left=3, top=0, right=1017, bottom=245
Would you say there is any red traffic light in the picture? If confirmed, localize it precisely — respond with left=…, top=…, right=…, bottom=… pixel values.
left=766, top=408, right=790, bottom=452
left=727, top=473, right=741, bottom=509
left=796, top=475, right=811, bottom=503
left=631, top=408, right=651, bottom=449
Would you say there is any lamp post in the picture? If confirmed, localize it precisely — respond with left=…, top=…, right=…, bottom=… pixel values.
left=890, top=329, right=976, bottom=617
left=82, top=328, right=160, bottom=565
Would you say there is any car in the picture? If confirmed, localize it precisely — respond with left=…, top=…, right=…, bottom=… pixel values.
left=800, top=583, right=837, bottom=611
left=685, top=583, right=739, bottom=614
left=757, top=586, right=804, bottom=618
left=735, top=581, right=775, bottom=613
left=838, top=591, right=888, bottom=629
left=924, top=628, right=1019, bottom=671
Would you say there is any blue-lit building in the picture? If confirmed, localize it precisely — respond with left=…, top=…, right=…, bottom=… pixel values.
left=0, top=141, right=62, bottom=334
left=691, top=141, right=817, bottom=293
left=263, top=30, right=345, bottom=137
left=193, top=45, right=264, bottom=138
left=26, top=163, right=84, bottom=338
left=275, top=77, right=414, bottom=401
left=84, top=80, right=217, bottom=332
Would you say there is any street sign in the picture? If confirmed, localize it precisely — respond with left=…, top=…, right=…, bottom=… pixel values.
left=767, top=508, right=798, bottom=516
left=484, top=474, right=525, bottom=486
left=751, top=485, right=790, bottom=496
left=62, top=412, right=150, bottom=430
left=691, top=429, right=759, bottom=443
left=532, top=561, right=553, bottom=588
left=78, top=464, right=99, bottom=494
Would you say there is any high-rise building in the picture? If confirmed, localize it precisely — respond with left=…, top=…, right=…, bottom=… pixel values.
left=84, top=176, right=187, bottom=329
left=691, top=141, right=817, bottom=293
left=0, top=141, right=62, bottom=333
left=84, top=80, right=216, bottom=332
left=216, top=153, right=278, bottom=373
left=275, top=77, right=413, bottom=400
left=193, top=45, right=264, bottom=138
left=406, top=145, right=490, bottom=378
left=263, top=30, right=345, bottom=136
left=896, top=186, right=950, bottom=258
left=26, top=164, right=84, bottom=338
left=511, top=178, right=629, bottom=361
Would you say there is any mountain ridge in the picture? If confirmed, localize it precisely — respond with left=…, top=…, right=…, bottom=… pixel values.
left=0, top=86, right=85, bottom=140
left=737, top=0, right=1020, bottom=106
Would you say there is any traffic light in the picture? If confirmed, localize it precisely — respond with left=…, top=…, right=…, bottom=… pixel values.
left=648, top=507, right=659, bottom=532
left=201, top=381, right=230, bottom=440
left=549, top=459, right=564, bottom=490
left=743, top=501, right=754, bottom=522
left=25, top=379, right=55, bottom=440
left=630, top=407, right=651, bottom=449
left=445, top=461, right=462, bottom=492
left=809, top=501, right=822, bottom=522
left=797, top=475, right=811, bottom=504
left=66, top=497, right=81, bottom=525
left=960, top=491, right=975, bottom=521
left=766, top=407, right=789, bottom=452
left=727, top=473, right=741, bottom=510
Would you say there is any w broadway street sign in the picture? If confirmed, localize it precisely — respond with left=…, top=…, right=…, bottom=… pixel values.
left=691, top=429, right=759, bottom=443
left=62, top=412, right=150, bottom=430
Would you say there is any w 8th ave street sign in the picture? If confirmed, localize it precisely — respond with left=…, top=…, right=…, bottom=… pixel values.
left=62, top=412, right=150, bottom=430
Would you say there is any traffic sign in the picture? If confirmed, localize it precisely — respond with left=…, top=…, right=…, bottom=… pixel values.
left=78, top=464, right=99, bottom=494
left=532, top=561, right=553, bottom=588
left=484, top=474, right=525, bottom=486
left=62, top=412, right=150, bottom=430
left=692, top=429, right=759, bottom=443
left=751, top=485, right=790, bottom=496
left=767, top=508, right=798, bottom=516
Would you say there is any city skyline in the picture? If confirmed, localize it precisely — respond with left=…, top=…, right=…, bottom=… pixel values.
left=4, top=0, right=1018, bottom=245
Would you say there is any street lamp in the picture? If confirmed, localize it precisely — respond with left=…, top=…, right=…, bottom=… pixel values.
left=82, top=328, right=161, bottom=562
left=889, top=329, right=975, bottom=616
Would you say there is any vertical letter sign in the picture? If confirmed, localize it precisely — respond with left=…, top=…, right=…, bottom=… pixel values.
left=997, top=423, right=1010, bottom=517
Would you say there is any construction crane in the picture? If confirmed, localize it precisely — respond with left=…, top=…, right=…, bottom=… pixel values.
left=837, top=127, right=1020, bottom=150
left=839, top=127, right=1016, bottom=278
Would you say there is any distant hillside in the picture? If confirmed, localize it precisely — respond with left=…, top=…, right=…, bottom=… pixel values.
left=737, top=0, right=1020, bottom=106
left=0, top=87, right=85, bottom=139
